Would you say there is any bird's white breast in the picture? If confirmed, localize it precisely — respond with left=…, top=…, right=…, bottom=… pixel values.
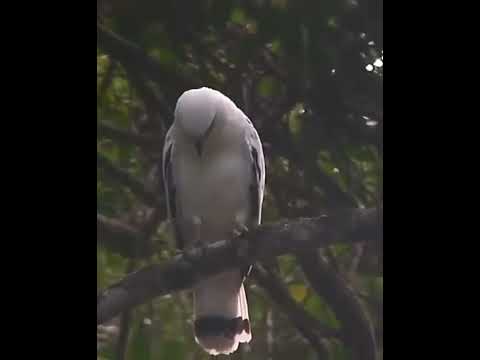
left=174, top=127, right=252, bottom=244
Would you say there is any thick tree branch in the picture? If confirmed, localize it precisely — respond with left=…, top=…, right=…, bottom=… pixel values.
left=98, top=207, right=380, bottom=325
left=97, top=153, right=161, bottom=208
left=299, top=252, right=377, bottom=360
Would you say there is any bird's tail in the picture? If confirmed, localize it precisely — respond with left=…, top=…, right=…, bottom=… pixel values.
left=193, top=270, right=252, bottom=355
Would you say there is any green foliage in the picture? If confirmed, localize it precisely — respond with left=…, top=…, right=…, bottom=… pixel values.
left=288, top=283, right=308, bottom=302
left=98, top=0, right=382, bottom=359
left=127, top=317, right=151, bottom=360
left=305, top=294, right=341, bottom=330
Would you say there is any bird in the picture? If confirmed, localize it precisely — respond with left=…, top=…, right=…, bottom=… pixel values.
left=162, top=87, right=265, bottom=355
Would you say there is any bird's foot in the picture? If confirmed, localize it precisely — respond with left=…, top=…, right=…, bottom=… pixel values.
left=194, top=240, right=209, bottom=258
left=230, top=224, right=250, bottom=258
left=182, top=240, right=209, bottom=266
left=184, top=215, right=208, bottom=261
left=232, top=224, right=249, bottom=239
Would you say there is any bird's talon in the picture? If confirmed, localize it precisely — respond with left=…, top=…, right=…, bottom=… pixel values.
left=232, top=224, right=249, bottom=239
left=228, top=225, right=250, bottom=258
left=232, top=229, right=242, bottom=238
left=193, top=240, right=208, bottom=258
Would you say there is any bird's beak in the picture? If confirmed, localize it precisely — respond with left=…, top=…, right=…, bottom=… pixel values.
left=194, top=117, right=215, bottom=157
left=195, top=140, right=204, bottom=157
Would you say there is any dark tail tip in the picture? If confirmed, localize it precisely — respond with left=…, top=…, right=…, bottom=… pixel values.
left=194, top=316, right=251, bottom=339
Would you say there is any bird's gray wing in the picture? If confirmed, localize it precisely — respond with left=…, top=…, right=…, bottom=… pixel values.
left=245, top=120, right=265, bottom=226
left=242, top=119, right=266, bottom=278
left=162, top=127, right=185, bottom=250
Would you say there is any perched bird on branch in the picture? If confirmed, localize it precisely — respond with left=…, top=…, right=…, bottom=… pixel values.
left=162, top=87, right=265, bottom=355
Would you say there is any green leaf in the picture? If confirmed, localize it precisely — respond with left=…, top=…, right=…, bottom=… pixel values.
left=257, top=76, right=282, bottom=98
left=278, top=254, right=298, bottom=277
left=271, top=0, right=288, bottom=9
left=270, top=39, right=283, bottom=55
left=231, top=8, right=247, bottom=24
left=329, top=338, right=353, bottom=360
left=157, top=339, right=187, bottom=360
left=149, top=48, right=177, bottom=67
left=127, top=320, right=151, bottom=360
left=288, top=284, right=308, bottom=302
left=305, top=295, right=341, bottom=329
left=288, top=103, right=305, bottom=136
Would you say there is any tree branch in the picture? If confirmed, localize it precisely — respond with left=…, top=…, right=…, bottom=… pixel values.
left=99, top=122, right=160, bottom=150
left=298, top=252, right=377, bottom=360
left=253, top=265, right=340, bottom=339
left=115, top=260, right=135, bottom=360
left=98, top=207, right=380, bottom=325
left=97, top=25, right=174, bottom=140
left=97, top=23, right=164, bottom=81
left=99, top=60, right=115, bottom=98
left=97, top=23, right=196, bottom=96
left=253, top=265, right=337, bottom=359
left=97, top=152, right=161, bottom=208
left=97, top=214, right=152, bottom=258
left=124, top=70, right=173, bottom=129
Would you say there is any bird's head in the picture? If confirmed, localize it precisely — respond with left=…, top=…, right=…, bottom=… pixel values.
left=174, top=87, right=220, bottom=156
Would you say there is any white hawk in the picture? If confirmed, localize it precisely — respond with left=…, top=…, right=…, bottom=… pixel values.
left=162, top=87, right=265, bottom=355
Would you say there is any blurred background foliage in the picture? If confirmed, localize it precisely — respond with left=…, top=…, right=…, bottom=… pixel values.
left=97, top=0, right=382, bottom=359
